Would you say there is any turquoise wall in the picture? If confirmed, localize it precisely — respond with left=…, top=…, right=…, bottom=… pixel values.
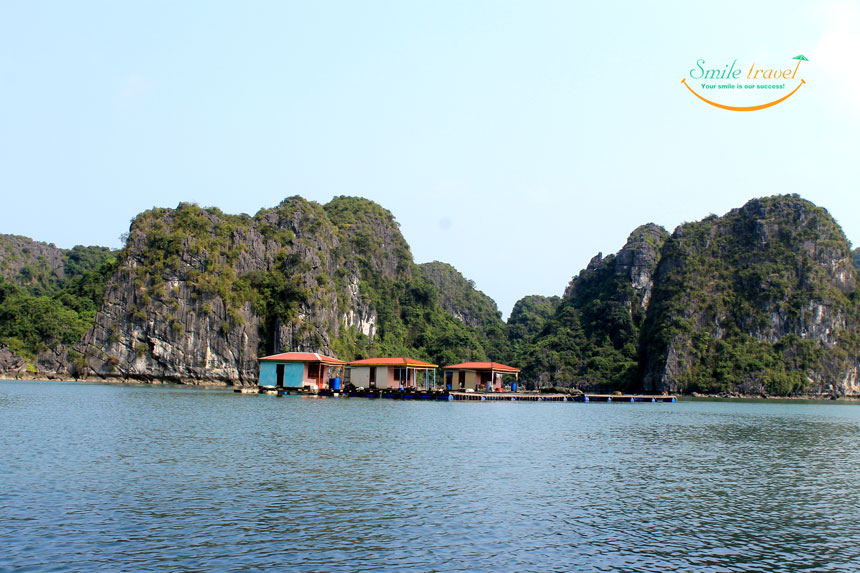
left=259, top=362, right=278, bottom=387
left=282, top=363, right=304, bottom=387
left=259, top=361, right=305, bottom=388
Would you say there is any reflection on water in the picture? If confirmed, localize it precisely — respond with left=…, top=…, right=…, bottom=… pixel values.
left=2, top=381, right=860, bottom=571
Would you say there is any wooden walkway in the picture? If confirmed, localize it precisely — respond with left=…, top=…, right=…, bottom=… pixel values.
left=448, top=392, right=677, bottom=403
left=244, top=387, right=677, bottom=403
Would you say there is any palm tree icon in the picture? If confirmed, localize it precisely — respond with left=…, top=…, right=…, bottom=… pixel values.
left=792, top=55, right=808, bottom=78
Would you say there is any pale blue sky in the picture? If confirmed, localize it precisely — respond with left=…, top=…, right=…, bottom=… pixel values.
left=1, top=1, right=858, bottom=317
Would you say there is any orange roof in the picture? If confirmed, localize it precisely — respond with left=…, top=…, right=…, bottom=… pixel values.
left=349, top=357, right=438, bottom=368
left=259, top=352, right=345, bottom=365
left=443, top=361, right=520, bottom=373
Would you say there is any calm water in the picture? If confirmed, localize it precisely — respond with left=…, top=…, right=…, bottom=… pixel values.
left=2, top=381, right=860, bottom=572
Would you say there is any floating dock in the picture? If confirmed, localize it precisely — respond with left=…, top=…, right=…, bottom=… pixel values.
left=242, top=387, right=676, bottom=402
left=448, top=392, right=676, bottom=403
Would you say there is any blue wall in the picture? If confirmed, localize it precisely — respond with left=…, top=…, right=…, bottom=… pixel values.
left=259, top=362, right=278, bottom=387
left=259, top=361, right=305, bottom=388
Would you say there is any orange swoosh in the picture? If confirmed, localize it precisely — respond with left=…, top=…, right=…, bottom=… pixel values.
left=681, top=78, right=806, bottom=111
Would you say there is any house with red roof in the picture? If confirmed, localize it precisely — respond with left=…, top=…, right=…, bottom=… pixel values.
left=442, top=361, right=520, bottom=392
left=258, top=352, right=346, bottom=391
left=347, top=357, right=438, bottom=390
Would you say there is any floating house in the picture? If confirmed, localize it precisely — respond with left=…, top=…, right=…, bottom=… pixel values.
left=258, top=352, right=346, bottom=391
left=442, top=362, right=520, bottom=392
left=347, top=357, right=438, bottom=390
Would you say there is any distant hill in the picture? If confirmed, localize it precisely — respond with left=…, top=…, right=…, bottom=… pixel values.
left=0, top=197, right=505, bottom=383
left=512, top=223, right=668, bottom=391
left=511, top=195, right=859, bottom=396
left=641, top=196, right=858, bottom=396
left=0, top=235, right=111, bottom=296
left=2, top=193, right=858, bottom=396
left=0, top=236, right=115, bottom=364
left=417, top=261, right=510, bottom=363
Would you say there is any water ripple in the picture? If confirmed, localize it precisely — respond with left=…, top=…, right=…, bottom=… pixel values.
left=2, top=383, right=860, bottom=571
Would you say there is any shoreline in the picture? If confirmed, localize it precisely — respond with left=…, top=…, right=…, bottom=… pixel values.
left=682, top=393, right=860, bottom=402
left=0, top=372, right=241, bottom=388
left=2, top=374, right=859, bottom=401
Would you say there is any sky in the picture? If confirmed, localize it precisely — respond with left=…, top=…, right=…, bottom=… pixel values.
left=1, top=1, right=858, bottom=318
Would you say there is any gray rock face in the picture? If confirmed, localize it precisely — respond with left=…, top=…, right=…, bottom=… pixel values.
left=1, top=196, right=501, bottom=385
left=418, top=261, right=502, bottom=329
left=74, top=213, right=271, bottom=384
left=66, top=198, right=411, bottom=385
left=4, top=194, right=858, bottom=397
left=0, top=234, right=66, bottom=286
left=642, top=196, right=860, bottom=396
left=564, top=224, right=668, bottom=312
left=613, top=224, right=668, bottom=311
left=0, top=346, right=26, bottom=375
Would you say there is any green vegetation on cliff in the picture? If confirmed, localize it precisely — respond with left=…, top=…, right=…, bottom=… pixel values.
left=130, top=202, right=258, bottom=307
left=416, top=261, right=511, bottom=362
left=0, top=242, right=116, bottom=359
left=512, top=224, right=668, bottom=392
left=507, top=295, right=560, bottom=347
left=520, top=256, right=642, bottom=390
left=641, top=195, right=859, bottom=395
left=99, top=196, right=507, bottom=370
left=418, top=262, right=502, bottom=328
left=2, top=194, right=857, bottom=395
left=324, top=197, right=502, bottom=365
left=509, top=199, right=858, bottom=396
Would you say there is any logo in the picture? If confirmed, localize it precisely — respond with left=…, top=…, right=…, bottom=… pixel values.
left=682, top=55, right=808, bottom=111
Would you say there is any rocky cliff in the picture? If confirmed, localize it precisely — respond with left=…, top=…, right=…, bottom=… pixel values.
left=641, top=195, right=859, bottom=396
left=0, top=197, right=501, bottom=384
left=2, top=193, right=858, bottom=395
left=0, top=345, right=26, bottom=375
left=418, top=261, right=501, bottom=329
left=0, top=236, right=114, bottom=370
left=515, top=224, right=668, bottom=390
left=507, top=295, right=561, bottom=346
left=0, top=235, right=67, bottom=293
left=415, top=261, right=512, bottom=364
left=0, top=235, right=112, bottom=295
left=512, top=196, right=859, bottom=396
